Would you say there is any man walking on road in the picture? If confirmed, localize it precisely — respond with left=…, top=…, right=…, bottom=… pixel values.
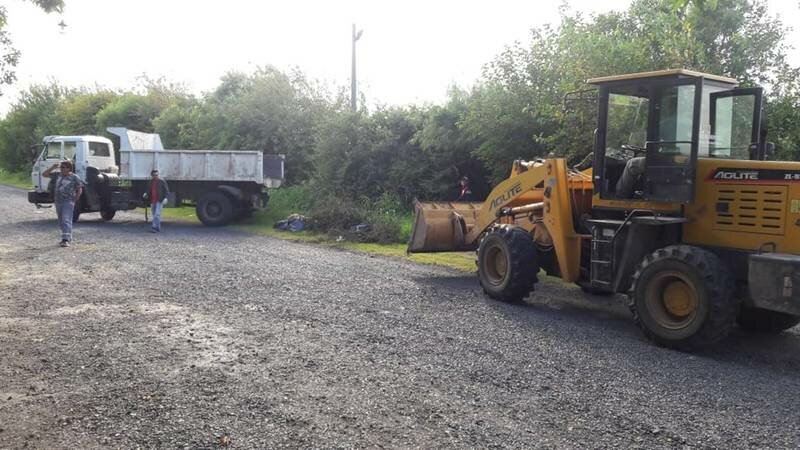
left=143, top=169, right=169, bottom=232
left=42, top=161, right=83, bottom=247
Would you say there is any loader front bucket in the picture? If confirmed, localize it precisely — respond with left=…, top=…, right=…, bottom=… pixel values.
left=407, top=201, right=483, bottom=253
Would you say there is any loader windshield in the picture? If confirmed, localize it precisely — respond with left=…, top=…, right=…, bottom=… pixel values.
left=606, top=94, right=649, bottom=151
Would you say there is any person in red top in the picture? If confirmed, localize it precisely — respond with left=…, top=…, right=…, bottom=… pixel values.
left=142, top=169, right=169, bottom=232
left=457, top=176, right=472, bottom=201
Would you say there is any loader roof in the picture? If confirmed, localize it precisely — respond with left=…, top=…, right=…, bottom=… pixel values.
left=587, top=69, right=738, bottom=86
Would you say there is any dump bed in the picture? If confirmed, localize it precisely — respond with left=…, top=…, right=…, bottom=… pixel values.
left=108, top=127, right=284, bottom=188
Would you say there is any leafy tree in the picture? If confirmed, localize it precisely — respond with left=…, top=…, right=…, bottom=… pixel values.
left=0, top=83, right=69, bottom=170
left=466, top=0, right=793, bottom=183
left=95, top=78, right=190, bottom=134
left=312, top=111, right=385, bottom=199
left=57, top=90, right=118, bottom=135
left=413, top=88, right=489, bottom=200
left=189, top=67, right=333, bottom=184
left=0, top=1, right=65, bottom=95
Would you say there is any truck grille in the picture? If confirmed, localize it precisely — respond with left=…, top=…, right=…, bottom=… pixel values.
left=713, top=186, right=786, bottom=235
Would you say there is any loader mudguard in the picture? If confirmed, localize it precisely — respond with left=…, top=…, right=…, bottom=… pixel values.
left=464, top=159, right=586, bottom=282
left=463, top=163, right=549, bottom=246
left=540, top=159, right=585, bottom=283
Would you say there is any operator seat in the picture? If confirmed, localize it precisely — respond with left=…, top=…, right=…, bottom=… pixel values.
left=615, top=156, right=645, bottom=198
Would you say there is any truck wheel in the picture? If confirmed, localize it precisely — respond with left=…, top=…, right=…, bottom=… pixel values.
left=477, top=225, right=538, bottom=303
left=100, top=208, right=116, bottom=221
left=72, top=197, right=82, bottom=223
left=737, top=307, right=800, bottom=333
left=196, top=191, right=234, bottom=226
left=629, top=245, right=736, bottom=350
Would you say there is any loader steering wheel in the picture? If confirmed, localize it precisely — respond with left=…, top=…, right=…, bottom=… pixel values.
left=621, top=144, right=647, bottom=157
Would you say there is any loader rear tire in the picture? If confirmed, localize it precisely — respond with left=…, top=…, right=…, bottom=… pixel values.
left=737, top=307, right=800, bottom=333
left=477, top=225, right=538, bottom=303
left=629, top=245, right=736, bottom=350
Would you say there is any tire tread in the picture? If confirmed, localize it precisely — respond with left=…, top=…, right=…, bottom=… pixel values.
left=628, top=245, right=736, bottom=350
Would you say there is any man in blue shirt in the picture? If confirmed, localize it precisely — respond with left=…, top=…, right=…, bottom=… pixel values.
left=42, top=161, right=83, bottom=247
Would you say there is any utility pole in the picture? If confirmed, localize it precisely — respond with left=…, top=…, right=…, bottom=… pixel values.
left=351, top=24, right=363, bottom=112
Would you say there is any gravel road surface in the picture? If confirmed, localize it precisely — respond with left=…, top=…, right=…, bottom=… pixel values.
left=1, top=184, right=799, bottom=449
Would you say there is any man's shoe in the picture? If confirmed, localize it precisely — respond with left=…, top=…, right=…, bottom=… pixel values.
left=59, top=240, right=69, bottom=247
left=150, top=228, right=158, bottom=233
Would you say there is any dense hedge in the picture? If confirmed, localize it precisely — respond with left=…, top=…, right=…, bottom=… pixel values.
left=2, top=0, right=798, bottom=233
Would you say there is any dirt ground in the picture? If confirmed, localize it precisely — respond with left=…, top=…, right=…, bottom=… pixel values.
left=1, top=184, right=799, bottom=449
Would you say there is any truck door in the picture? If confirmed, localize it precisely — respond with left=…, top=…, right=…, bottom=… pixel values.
left=36, top=141, right=62, bottom=193
left=642, top=79, right=702, bottom=203
left=62, top=140, right=79, bottom=177
left=31, top=144, right=47, bottom=192
left=709, top=88, right=763, bottom=160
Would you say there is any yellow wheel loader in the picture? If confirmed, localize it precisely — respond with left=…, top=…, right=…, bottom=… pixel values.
left=408, top=69, right=800, bottom=350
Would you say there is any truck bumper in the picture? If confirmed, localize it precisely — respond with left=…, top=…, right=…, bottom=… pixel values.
left=749, top=253, right=800, bottom=316
left=28, top=191, right=52, bottom=204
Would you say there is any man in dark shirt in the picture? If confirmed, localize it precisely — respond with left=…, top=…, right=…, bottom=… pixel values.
left=42, top=161, right=83, bottom=247
left=143, top=169, right=169, bottom=232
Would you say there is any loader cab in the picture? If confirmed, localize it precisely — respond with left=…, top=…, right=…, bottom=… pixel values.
left=589, top=69, right=763, bottom=204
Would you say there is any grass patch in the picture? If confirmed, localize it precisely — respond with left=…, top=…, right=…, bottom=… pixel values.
left=239, top=215, right=478, bottom=272
left=343, top=242, right=477, bottom=272
left=161, top=204, right=200, bottom=222
left=0, top=169, right=31, bottom=189
left=232, top=188, right=477, bottom=272
left=239, top=187, right=478, bottom=271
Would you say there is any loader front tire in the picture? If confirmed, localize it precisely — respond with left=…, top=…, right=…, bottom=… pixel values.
left=629, top=245, right=736, bottom=350
left=477, top=225, right=538, bottom=303
left=737, top=307, right=800, bottom=333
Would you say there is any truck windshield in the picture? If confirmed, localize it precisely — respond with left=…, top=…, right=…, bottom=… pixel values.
left=44, top=142, right=61, bottom=159
left=63, top=141, right=77, bottom=160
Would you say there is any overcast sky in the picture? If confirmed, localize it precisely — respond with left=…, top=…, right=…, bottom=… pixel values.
left=1, top=0, right=798, bottom=115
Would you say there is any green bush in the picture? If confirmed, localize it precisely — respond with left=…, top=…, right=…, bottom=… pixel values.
left=302, top=193, right=410, bottom=244
left=265, top=184, right=315, bottom=220
left=306, top=196, right=366, bottom=233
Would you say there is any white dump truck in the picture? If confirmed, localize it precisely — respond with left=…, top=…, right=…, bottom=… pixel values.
left=28, top=128, right=284, bottom=226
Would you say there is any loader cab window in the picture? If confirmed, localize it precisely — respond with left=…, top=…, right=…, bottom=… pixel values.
left=652, top=84, right=695, bottom=160
left=602, top=93, right=650, bottom=198
left=708, top=89, right=763, bottom=160
left=596, top=78, right=701, bottom=203
left=606, top=94, right=649, bottom=153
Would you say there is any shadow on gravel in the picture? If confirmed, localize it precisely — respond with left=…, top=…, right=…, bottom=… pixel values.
left=3, top=217, right=250, bottom=238
left=441, top=275, right=800, bottom=371
left=412, top=275, right=479, bottom=291
left=695, top=329, right=800, bottom=373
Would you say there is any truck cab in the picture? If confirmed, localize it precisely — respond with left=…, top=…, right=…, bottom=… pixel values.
left=29, top=135, right=118, bottom=204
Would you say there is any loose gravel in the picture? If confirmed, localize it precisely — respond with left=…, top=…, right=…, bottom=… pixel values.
left=1, top=184, right=799, bottom=449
